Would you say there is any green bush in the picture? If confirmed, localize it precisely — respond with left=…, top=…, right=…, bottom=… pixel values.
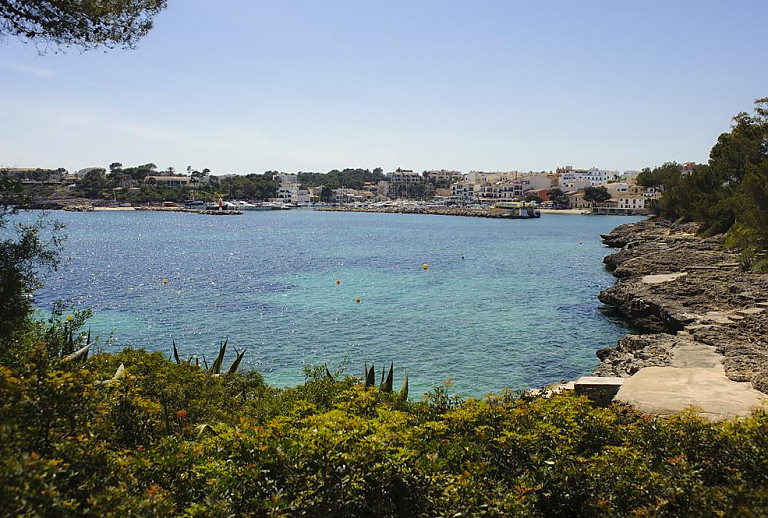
left=1, top=348, right=767, bottom=516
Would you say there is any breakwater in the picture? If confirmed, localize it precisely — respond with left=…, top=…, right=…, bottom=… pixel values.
left=134, top=206, right=243, bottom=215
left=316, top=205, right=536, bottom=219
left=594, top=218, right=768, bottom=394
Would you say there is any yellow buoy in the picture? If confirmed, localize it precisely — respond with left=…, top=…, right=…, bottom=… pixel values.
left=335, top=279, right=341, bottom=285
left=355, top=297, right=361, bottom=303
left=422, top=263, right=428, bottom=270
left=163, top=278, right=168, bottom=285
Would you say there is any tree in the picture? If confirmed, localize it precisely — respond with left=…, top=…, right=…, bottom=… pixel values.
left=525, top=194, right=543, bottom=204
left=583, top=186, right=610, bottom=205
left=0, top=0, right=167, bottom=51
left=0, top=175, right=64, bottom=352
left=636, top=162, right=682, bottom=191
left=646, top=97, right=768, bottom=257
left=77, top=169, right=108, bottom=198
left=546, top=188, right=569, bottom=208
left=320, top=186, right=334, bottom=203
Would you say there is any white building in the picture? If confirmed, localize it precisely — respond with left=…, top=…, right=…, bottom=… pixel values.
left=387, top=170, right=422, bottom=184
left=558, top=167, right=614, bottom=188
left=424, top=170, right=463, bottom=182
left=616, top=195, right=647, bottom=212
left=276, top=173, right=309, bottom=204
left=277, top=173, right=299, bottom=185
left=451, top=181, right=477, bottom=202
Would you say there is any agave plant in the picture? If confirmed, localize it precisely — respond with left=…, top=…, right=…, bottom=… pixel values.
left=62, top=328, right=91, bottom=363
left=171, top=338, right=246, bottom=376
left=363, top=362, right=408, bottom=401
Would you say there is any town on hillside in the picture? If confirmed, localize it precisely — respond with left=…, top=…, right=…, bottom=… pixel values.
left=1, top=162, right=699, bottom=215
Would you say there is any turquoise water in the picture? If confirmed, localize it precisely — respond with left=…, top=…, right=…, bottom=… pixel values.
left=31, top=210, right=641, bottom=397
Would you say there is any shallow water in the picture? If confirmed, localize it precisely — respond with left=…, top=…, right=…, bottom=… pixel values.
left=30, top=209, right=641, bottom=397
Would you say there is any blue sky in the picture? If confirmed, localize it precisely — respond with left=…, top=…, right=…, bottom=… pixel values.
left=1, top=0, right=766, bottom=175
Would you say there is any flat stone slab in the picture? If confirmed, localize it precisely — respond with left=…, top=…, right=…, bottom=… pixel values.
left=736, top=307, right=766, bottom=316
left=701, top=311, right=737, bottom=325
left=684, top=324, right=714, bottom=332
left=641, top=272, right=688, bottom=284
left=670, top=342, right=722, bottom=369
left=615, top=367, right=768, bottom=421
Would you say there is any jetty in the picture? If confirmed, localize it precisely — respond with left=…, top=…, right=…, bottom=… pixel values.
left=134, top=206, right=243, bottom=215
left=316, top=204, right=540, bottom=219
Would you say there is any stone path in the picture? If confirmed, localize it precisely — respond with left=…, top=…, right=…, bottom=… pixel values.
left=612, top=326, right=768, bottom=421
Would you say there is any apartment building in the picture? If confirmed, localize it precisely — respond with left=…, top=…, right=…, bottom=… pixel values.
left=387, top=170, right=422, bottom=184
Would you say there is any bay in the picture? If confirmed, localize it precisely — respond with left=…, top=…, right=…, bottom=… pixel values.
left=31, top=209, right=642, bottom=397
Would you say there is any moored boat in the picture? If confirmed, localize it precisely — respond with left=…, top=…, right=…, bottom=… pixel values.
left=491, top=201, right=541, bottom=218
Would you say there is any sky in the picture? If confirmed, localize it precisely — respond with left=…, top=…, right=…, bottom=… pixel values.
left=1, top=0, right=766, bottom=175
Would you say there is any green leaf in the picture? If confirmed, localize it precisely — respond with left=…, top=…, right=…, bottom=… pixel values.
left=194, top=423, right=216, bottom=441
left=225, top=348, right=247, bottom=375
left=365, top=364, right=375, bottom=389
left=399, top=372, right=409, bottom=401
left=210, top=338, right=228, bottom=374
left=381, top=362, right=394, bottom=393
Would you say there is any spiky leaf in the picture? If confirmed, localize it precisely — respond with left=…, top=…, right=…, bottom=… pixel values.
left=63, top=343, right=92, bottom=363
left=365, top=364, right=375, bottom=389
left=96, top=363, right=125, bottom=387
left=225, top=348, right=247, bottom=375
left=194, top=423, right=216, bottom=441
left=173, top=339, right=180, bottom=364
left=210, top=338, right=228, bottom=374
left=381, top=362, right=394, bottom=393
left=399, top=372, right=409, bottom=401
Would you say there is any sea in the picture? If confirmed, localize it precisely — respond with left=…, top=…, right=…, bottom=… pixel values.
left=28, top=209, right=642, bottom=398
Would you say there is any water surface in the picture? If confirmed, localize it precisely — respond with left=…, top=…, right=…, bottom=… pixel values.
left=33, top=209, right=640, bottom=397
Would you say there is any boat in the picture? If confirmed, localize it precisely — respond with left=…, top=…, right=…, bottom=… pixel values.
left=232, top=200, right=273, bottom=211
left=184, top=200, right=206, bottom=210
left=204, top=200, right=238, bottom=211
left=491, top=201, right=541, bottom=219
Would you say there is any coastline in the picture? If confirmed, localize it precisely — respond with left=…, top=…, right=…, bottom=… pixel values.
left=592, top=218, right=768, bottom=405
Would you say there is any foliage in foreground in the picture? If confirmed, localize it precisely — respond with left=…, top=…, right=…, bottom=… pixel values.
left=1, top=346, right=767, bottom=517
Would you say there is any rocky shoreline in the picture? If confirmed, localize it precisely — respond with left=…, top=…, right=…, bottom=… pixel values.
left=593, top=218, right=768, bottom=393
